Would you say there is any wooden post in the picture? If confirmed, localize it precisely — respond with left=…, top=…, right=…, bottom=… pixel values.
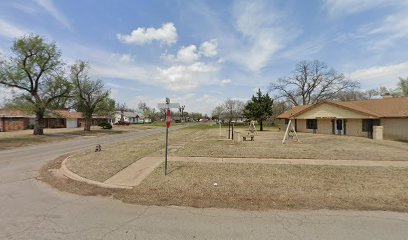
left=282, top=119, right=291, bottom=144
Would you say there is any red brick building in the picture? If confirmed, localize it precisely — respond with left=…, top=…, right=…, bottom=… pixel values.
left=0, top=109, right=33, bottom=132
left=0, top=109, right=112, bottom=132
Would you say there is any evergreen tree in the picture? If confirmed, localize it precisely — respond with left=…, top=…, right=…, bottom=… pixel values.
left=244, top=89, right=273, bottom=131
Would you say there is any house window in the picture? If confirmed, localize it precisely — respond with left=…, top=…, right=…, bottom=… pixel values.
left=285, top=119, right=289, bottom=124
left=306, top=119, right=317, bottom=129
left=362, top=119, right=380, bottom=132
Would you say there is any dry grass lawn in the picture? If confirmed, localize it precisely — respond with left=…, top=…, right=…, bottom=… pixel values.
left=130, top=162, right=408, bottom=211
left=41, top=158, right=408, bottom=212
left=66, top=126, right=206, bottom=182
left=176, top=127, right=408, bottom=161
left=41, top=124, right=408, bottom=212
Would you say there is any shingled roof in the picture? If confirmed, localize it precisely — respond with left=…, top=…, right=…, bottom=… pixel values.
left=277, top=97, right=408, bottom=119
left=0, top=109, right=33, bottom=117
left=53, top=110, right=83, bottom=119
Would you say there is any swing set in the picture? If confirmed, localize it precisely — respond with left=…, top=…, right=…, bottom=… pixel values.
left=282, top=119, right=300, bottom=144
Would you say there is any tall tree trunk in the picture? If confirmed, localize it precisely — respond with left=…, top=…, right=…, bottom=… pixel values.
left=84, top=117, right=92, bottom=131
left=260, top=120, right=263, bottom=131
left=33, top=113, right=44, bottom=135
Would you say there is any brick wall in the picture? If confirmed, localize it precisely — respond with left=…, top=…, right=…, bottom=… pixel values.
left=0, top=117, right=29, bottom=132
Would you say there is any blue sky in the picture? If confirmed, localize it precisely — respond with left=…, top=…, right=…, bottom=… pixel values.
left=0, top=0, right=407, bottom=114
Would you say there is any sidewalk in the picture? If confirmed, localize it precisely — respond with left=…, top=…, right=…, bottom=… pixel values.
left=168, top=156, right=408, bottom=167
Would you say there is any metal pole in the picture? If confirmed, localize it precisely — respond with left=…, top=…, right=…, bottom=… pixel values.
left=232, top=123, right=234, bottom=140
left=228, top=122, right=231, bottom=139
left=165, top=125, right=168, bottom=175
left=164, top=98, right=170, bottom=176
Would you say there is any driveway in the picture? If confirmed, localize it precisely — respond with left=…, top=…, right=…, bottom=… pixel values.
left=1, top=126, right=408, bottom=239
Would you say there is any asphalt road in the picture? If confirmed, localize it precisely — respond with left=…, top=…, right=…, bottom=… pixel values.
left=1, top=126, right=408, bottom=239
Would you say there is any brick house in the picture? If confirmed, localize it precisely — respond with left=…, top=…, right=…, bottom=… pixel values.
left=0, top=109, right=34, bottom=132
left=0, top=109, right=112, bottom=132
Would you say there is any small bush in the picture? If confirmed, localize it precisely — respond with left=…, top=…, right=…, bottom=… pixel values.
left=98, top=122, right=112, bottom=129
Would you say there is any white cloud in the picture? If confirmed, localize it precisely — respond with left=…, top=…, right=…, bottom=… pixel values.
left=177, top=45, right=200, bottom=63
left=162, top=45, right=200, bottom=64
left=162, top=39, right=218, bottom=64
left=280, top=39, right=325, bottom=60
left=35, top=0, right=71, bottom=29
left=118, top=54, right=135, bottom=64
left=11, top=2, right=37, bottom=14
left=156, top=62, right=220, bottom=92
left=62, top=45, right=152, bottom=84
left=229, top=0, right=300, bottom=71
left=219, top=79, right=231, bottom=86
left=0, top=18, right=27, bottom=38
left=321, top=0, right=402, bottom=15
left=62, top=43, right=223, bottom=93
left=323, top=0, right=387, bottom=15
left=327, top=1, right=408, bottom=49
left=199, top=39, right=218, bottom=57
left=365, top=12, right=408, bottom=48
left=321, top=0, right=408, bottom=22
left=349, top=62, right=408, bottom=88
left=117, top=22, right=178, bottom=45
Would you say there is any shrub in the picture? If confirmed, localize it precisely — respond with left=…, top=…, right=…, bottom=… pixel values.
left=98, top=122, right=112, bottom=129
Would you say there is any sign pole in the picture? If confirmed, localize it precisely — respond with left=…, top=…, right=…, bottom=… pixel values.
left=164, top=98, right=171, bottom=176
left=165, top=123, right=169, bottom=175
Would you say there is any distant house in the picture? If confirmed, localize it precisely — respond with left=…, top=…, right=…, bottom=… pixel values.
left=0, top=109, right=34, bottom=132
left=0, top=109, right=111, bottom=132
left=113, top=110, right=150, bottom=124
left=276, top=97, right=408, bottom=141
left=51, top=110, right=111, bottom=128
left=53, top=110, right=82, bottom=128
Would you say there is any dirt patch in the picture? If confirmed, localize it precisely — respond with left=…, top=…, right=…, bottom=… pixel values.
left=40, top=157, right=408, bottom=212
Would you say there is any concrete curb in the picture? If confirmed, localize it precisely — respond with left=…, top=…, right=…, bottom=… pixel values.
left=60, top=156, right=132, bottom=189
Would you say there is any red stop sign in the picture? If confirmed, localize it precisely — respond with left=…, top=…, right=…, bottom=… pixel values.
left=166, top=109, right=171, bottom=128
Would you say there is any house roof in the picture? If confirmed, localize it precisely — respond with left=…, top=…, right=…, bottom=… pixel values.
left=277, top=97, right=408, bottom=119
left=276, top=104, right=311, bottom=119
left=53, top=110, right=83, bottom=119
left=0, top=108, right=111, bottom=119
left=0, top=109, right=33, bottom=117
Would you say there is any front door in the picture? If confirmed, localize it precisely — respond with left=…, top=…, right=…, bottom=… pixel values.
left=336, top=119, right=343, bottom=135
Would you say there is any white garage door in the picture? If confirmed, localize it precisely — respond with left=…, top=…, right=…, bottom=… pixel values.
left=66, top=119, right=78, bottom=128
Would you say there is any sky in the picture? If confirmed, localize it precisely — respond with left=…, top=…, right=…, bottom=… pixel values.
left=0, top=0, right=407, bottom=114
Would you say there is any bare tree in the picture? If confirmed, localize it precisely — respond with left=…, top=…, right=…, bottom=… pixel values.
left=138, top=102, right=148, bottom=112
left=271, top=100, right=289, bottom=122
left=211, top=105, right=224, bottom=121
left=398, top=77, right=408, bottom=96
left=269, top=60, right=359, bottom=106
left=335, top=88, right=381, bottom=101
left=222, top=99, right=245, bottom=123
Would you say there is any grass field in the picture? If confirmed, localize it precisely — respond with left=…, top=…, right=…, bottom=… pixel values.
left=176, top=127, right=408, bottom=161
left=43, top=123, right=408, bottom=211
left=42, top=157, right=408, bottom=212
left=129, top=162, right=408, bottom=211
left=66, top=125, right=205, bottom=182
